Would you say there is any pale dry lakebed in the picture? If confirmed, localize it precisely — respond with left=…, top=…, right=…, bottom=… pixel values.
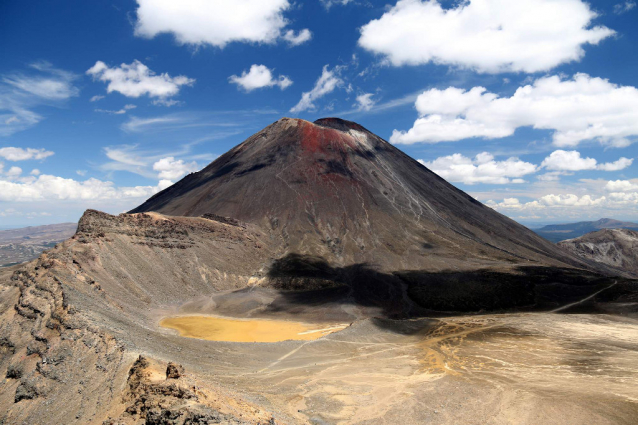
left=160, top=315, right=350, bottom=342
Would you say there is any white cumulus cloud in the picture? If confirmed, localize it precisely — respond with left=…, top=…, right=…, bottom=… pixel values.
left=229, top=65, right=292, bottom=92
left=359, top=0, right=614, bottom=73
left=290, top=65, right=344, bottom=113
left=605, top=180, right=638, bottom=192
left=485, top=179, right=638, bottom=219
left=0, top=147, right=54, bottom=161
left=0, top=174, right=171, bottom=202
left=5, top=166, right=22, bottom=179
left=541, top=150, right=633, bottom=171
left=391, top=74, right=638, bottom=147
left=354, top=93, right=376, bottom=111
left=607, top=191, right=638, bottom=204
left=134, top=0, right=309, bottom=48
left=487, top=194, right=607, bottom=211
left=282, top=29, right=312, bottom=46
left=541, top=150, right=597, bottom=171
left=597, top=157, right=634, bottom=171
left=152, top=157, right=199, bottom=180
left=540, top=194, right=606, bottom=207
left=87, top=60, right=194, bottom=100
left=419, top=152, right=537, bottom=185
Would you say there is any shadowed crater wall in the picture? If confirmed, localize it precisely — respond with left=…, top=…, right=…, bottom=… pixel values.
left=264, top=253, right=636, bottom=318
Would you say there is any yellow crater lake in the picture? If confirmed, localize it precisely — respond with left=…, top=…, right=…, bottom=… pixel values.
left=160, top=316, right=349, bottom=342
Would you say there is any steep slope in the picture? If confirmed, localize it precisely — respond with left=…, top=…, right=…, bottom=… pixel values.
left=131, top=117, right=590, bottom=273
left=535, top=218, right=638, bottom=243
left=559, top=229, right=638, bottom=278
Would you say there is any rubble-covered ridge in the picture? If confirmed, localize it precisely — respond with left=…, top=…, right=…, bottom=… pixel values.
left=0, top=209, right=278, bottom=424
left=559, top=228, right=638, bottom=279
left=75, top=210, right=263, bottom=250
left=0, top=252, right=125, bottom=423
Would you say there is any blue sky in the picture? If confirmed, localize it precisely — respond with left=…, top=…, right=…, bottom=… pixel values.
left=1, top=0, right=637, bottom=227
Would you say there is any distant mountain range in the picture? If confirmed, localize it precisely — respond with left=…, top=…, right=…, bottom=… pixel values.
left=0, top=223, right=77, bottom=267
left=533, top=218, right=638, bottom=243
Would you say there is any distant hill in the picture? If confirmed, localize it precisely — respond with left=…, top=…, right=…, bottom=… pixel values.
left=559, top=229, right=638, bottom=279
left=534, top=218, right=638, bottom=243
left=0, top=223, right=77, bottom=267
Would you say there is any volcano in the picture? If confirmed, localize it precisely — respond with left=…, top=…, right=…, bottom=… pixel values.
left=1, top=118, right=636, bottom=425
left=126, top=116, right=620, bottom=314
left=131, top=117, right=586, bottom=273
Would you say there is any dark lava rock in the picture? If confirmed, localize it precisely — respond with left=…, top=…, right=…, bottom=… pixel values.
left=166, top=362, right=184, bottom=379
left=15, top=381, right=38, bottom=402
left=6, top=364, right=22, bottom=379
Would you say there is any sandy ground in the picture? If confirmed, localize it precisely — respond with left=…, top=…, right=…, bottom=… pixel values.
left=3, top=254, right=638, bottom=424
left=142, top=306, right=638, bottom=424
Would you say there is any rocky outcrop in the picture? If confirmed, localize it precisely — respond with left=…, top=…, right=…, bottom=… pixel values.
left=0, top=212, right=280, bottom=424
left=0, top=252, right=125, bottom=424
left=559, top=229, right=638, bottom=278
left=102, top=355, right=274, bottom=425
left=166, top=362, right=184, bottom=380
